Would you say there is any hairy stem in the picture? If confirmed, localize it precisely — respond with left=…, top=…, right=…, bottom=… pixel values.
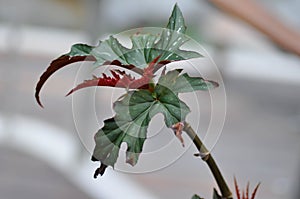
left=183, top=122, right=232, bottom=199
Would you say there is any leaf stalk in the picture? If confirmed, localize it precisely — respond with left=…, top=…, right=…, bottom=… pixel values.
left=183, top=122, right=233, bottom=199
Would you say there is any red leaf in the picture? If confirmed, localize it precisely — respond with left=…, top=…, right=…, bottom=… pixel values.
left=66, top=56, right=164, bottom=96
left=35, top=55, right=96, bottom=107
left=66, top=70, right=130, bottom=96
left=123, top=56, right=159, bottom=89
left=250, top=183, right=261, bottom=199
left=246, top=182, right=250, bottom=199
left=234, top=177, right=241, bottom=199
left=104, top=60, right=143, bottom=75
left=66, top=68, right=152, bottom=96
left=35, top=55, right=146, bottom=107
left=234, top=177, right=260, bottom=199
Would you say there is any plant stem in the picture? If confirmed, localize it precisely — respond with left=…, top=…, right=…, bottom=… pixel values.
left=183, top=122, right=233, bottom=199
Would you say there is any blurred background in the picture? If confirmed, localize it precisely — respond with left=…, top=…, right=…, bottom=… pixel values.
left=0, top=0, right=300, bottom=199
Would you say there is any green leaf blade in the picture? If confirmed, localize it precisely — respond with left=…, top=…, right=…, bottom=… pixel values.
left=154, top=4, right=203, bottom=62
left=154, top=89, right=190, bottom=127
left=156, top=70, right=218, bottom=95
left=92, top=87, right=191, bottom=173
left=92, top=90, right=154, bottom=168
left=167, top=3, right=186, bottom=33
left=68, top=43, right=94, bottom=56
left=131, top=34, right=158, bottom=64
left=91, top=36, right=130, bottom=66
left=191, top=194, right=204, bottom=199
left=89, top=4, right=202, bottom=68
left=173, top=73, right=219, bottom=93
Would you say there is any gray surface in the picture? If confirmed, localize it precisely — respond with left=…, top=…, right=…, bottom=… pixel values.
left=0, top=54, right=95, bottom=199
left=0, top=146, right=93, bottom=199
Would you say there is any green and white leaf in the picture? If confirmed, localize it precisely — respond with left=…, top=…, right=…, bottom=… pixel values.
left=156, top=70, right=218, bottom=94
left=91, top=36, right=131, bottom=66
left=154, top=3, right=202, bottom=62
left=90, top=4, right=202, bottom=69
left=166, top=4, right=186, bottom=33
left=67, top=43, right=94, bottom=57
left=92, top=87, right=190, bottom=168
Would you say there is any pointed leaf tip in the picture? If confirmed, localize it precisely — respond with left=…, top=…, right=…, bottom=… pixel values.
left=93, top=164, right=108, bottom=178
left=234, top=177, right=260, bottom=199
left=234, top=177, right=241, bottom=199
left=191, top=194, right=203, bottom=199
left=167, top=3, right=186, bottom=33
left=35, top=95, right=44, bottom=108
left=250, top=182, right=261, bottom=199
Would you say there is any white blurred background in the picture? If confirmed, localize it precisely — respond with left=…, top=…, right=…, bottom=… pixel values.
left=0, top=0, right=300, bottom=199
